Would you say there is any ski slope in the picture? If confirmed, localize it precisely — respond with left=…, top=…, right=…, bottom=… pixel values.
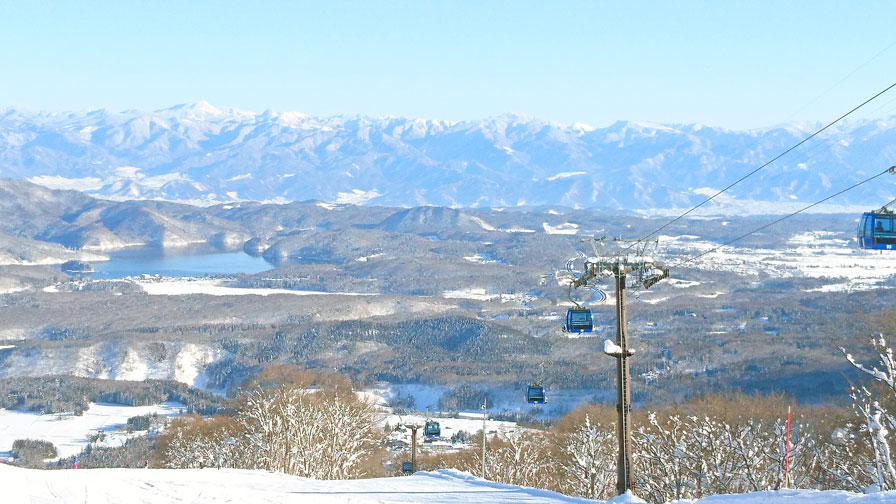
left=4, top=464, right=896, bottom=504
left=2, top=465, right=592, bottom=503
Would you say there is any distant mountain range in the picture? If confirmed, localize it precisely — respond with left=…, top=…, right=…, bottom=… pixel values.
left=2, top=102, right=895, bottom=210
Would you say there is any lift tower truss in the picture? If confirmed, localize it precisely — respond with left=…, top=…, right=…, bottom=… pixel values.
left=571, top=238, right=669, bottom=496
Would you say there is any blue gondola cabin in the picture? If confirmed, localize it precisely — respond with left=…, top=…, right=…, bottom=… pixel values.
left=424, top=420, right=440, bottom=440
left=526, top=385, right=546, bottom=404
left=858, top=212, right=896, bottom=250
left=565, top=308, right=594, bottom=333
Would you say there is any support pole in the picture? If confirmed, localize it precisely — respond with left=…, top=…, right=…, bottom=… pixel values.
left=481, top=398, right=487, bottom=479
left=572, top=238, right=669, bottom=497
left=785, top=406, right=791, bottom=488
left=410, top=425, right=419, bottom=473
left=615, top=267, right=634, bottom=495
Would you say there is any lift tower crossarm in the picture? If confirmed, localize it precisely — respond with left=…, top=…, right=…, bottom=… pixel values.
left=571, top=256, right=668, bottom=291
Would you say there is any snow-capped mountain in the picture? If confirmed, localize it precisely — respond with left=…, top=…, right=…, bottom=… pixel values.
left=2, top=102, right=895, bottom=210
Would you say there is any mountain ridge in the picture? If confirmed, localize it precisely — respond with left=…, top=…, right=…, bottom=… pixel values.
left=2, top=103, right=895, bottom=211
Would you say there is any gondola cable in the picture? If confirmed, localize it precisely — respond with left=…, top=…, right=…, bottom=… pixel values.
left=623, top=79, right=896, bottom=252
left=783, top=37, right=896, bottom=122
left=670, top=165, right=896, bottom=268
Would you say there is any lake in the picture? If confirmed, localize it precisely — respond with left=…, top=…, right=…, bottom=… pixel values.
left=88, top=246, right=274, bottom=279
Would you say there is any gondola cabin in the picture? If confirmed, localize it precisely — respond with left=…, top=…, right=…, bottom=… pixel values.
left=858, top=212, right=896, bottom=250
left=526, top=385, right=546, bottom=404
left=424, top=420, right=440, bottom=440
left=564, top=308, right=594, bottom=333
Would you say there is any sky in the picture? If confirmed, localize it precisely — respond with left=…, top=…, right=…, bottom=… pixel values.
left=2, top=1, right=896, bottom=129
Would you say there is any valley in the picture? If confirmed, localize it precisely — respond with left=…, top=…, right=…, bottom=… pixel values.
left=6, top=4, right=896, bottom=501
left=1, top=178, right=892, bottom=417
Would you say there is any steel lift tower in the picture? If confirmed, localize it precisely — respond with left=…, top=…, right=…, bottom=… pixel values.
left=570, top=238, right=669, bottom=495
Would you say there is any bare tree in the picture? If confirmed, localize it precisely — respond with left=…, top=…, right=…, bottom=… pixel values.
left=239, top=386, right=381, bottom=479
left=161, top=384, right=381, bottom=479
left=841, top=334, right=896, bottom=491
left=560, top=414, right=616, bottom=499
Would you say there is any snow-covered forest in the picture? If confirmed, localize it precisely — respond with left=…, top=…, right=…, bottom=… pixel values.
left=84, top=333, right=888, bottom=503
left=5, top=309, right=896, bottom=504
left=160, top=377, right=380, bottom=479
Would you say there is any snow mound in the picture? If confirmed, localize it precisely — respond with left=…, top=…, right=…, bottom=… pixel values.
left=608, top=490, right=646, bottom=503
left=603, top=339, right=624, bottom=356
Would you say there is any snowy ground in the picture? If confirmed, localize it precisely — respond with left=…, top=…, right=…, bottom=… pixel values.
left=3, top=464, right=896, bottom=504
left=544, top=222, right=580, bottom=235
left=441, top=288, right=537, bottom=305
left=384, top=412, right=525, bottom=449
left=0, top=466, right=596, bottom=503
left=360, top=385, right=527, bottom=451
left=0, top=402, right=184, bottom=460
left=364, top=384, right=606, bottom=421
left=655, top=231, right=896, bottom=292
left=38, top=277, right=366, bottom=297
left=132, top=277, right=373, bottom=297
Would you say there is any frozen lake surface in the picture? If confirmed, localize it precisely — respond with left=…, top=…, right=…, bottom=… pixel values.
left=87, top=246, right=273, bottom=279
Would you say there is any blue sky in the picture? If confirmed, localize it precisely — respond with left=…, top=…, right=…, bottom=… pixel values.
left=2, top=1, right=895, bottom=129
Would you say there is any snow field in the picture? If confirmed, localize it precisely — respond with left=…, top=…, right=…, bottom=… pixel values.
left=133, top=277, right=373, bottom=296
left=657, top=232, right=896, bottom=292
left=0, top=402, right=184, bottom=460
left=442, top=288, right=501, bottom=301
left=334, top=188, right=383, bottom=205
left=544, top=222, right=580, bottom=235
left=384, top=412, right=526, bottom=450
left=441, top=288, right=537, bottom=305
left=0, top=465, right=599, bottom=503
left=368, top=384, right=603, bottom=422
left=0, top=283, right=27, bottom=294
left=682, top=489, right=896, bottom=503
left=366, top=385, right=529, bottom=451
left=463, top=253, right=507, bottom=265
left=3, top=464, right=896, bottom=503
